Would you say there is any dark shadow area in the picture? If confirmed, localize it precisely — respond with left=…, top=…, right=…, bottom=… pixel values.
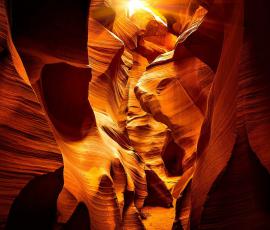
left=144, top=169, right=173, bottom=208
left=173, top=181, right=191, bottom=230
left=8, top=0, right=90, bottom=64
left=6, top=167, right=64, bottom=230
left=63, top=203, right=91, bottom=230
left=6, top=167, right=91, bottom=230
left=199, top=134, right=270, bottom=229
left=41, top=63, right=95, bottom=140
left=162, top=137, right=184, bottom=176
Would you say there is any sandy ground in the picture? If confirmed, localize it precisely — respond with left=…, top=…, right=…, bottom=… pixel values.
left=142, top=202, right=175, bottom=230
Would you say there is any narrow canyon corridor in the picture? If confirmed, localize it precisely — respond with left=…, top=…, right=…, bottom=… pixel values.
left=0, top=0, right=270, bottom=229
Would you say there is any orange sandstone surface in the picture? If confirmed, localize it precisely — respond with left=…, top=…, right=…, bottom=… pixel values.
left=0, top=0, right=270, bottom=230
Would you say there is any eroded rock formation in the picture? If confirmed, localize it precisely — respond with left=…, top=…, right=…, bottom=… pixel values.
left=0, top=0, right=270, bottom=229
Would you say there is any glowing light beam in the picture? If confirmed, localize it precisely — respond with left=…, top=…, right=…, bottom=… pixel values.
left=128, top=0, right=167, bottom=26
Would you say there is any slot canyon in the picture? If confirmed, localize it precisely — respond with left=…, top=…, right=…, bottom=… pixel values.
left=0, top=0, right=270, bottom=229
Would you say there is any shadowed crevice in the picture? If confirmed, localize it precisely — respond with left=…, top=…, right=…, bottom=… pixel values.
left=41, top=63, right=95, bottom=140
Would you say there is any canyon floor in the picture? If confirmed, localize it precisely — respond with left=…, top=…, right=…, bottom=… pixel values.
left=143, top=201, right=175, bottom=230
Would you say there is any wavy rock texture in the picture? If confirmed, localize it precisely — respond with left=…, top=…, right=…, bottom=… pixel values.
left=0, top=1, right=62, bottom=229
left=0, top=0, right=208, bottom=228
left=174, top=1, right=270, bottom=229
left=150, top=0, right=206, bottom=36
left=135, top=45, right=214, bottom=175
left=1, top=0, right=270, bottom=229
left=1, top=0, right=147, bottom=229
left=126, top=52, right=168, bottom=179
left=126, top=1, right=210, bottom=191
left=126, top=51, right=175, bottom=208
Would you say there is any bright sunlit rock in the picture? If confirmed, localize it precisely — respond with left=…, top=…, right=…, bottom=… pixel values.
left=128, top=0, right=167, bottom=26
left=128, top=0, right=145, bottom=17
